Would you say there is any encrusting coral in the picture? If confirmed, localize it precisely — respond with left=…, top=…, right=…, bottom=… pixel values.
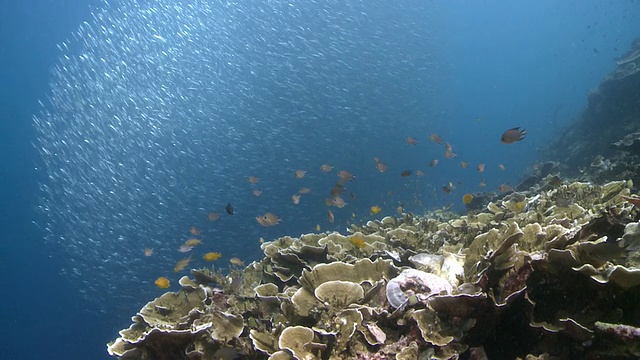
left=108, top=178, right=640, bottom=359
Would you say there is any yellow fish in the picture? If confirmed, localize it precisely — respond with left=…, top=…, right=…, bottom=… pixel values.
left=154, top=277, right=170, bottom=289
left=203, top=252, right=222, bottom=262
left=316, top=224, right=321, bottom=232
left=370, top=205, right=382, bottom=214
left=174, top=256, right=192, bottom=272
left=349, top=236, right=367, bottom=249
left=184, top=238, right=202, bottom=247
left=462, top=194, right=474, bottom=205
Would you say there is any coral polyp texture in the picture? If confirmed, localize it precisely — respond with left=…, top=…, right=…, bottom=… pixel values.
left=108, top=179, right=640, bottom=359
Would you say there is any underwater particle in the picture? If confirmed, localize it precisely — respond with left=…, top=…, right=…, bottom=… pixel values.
left=256, top=212, right=281, bottom=227
left=320, top=164, right=333, bottom=172
left=143, top=248, right=153, bottom=257
left=479, top=177, right=486, bottom=187
left=247, top=176, right=260, bottom=184
left=460, top=161, right=469, bottom=168
left=291, top=194, right=300, bottom=205
left=349, top=236, right=366, bottom=248
left=184, top=238, right=202, bottom=247
left=207, top=212, right=220, bottom=221
left=462, top=193, right=474, bottom=205
left=400, top=170, right=412, bottom=177
left=225, top=203, right=234, bottom=215
left=429, top=159, right=438, bottom=167
left=203, top=252, right=222, bottom=262
left=178, top=245, right=194, bottom=253
left=252, top=189, right=262, bottom=197
left=327, top=209, right=335, bottom=223
left=229, top=257, right=244, bottom=266
left=397, top=205, right=404, bottom=214
left=298, top=187, right=311, bottom=194
left=499, top=164, right=506, bottom=171
left=477, top=163, right=485, bottom=173
left=370, top=205, right=382, bottom=214
left=174, top=256, right=192, bottom=272
left=406, top=137, right=418, bottom=145
left=374, top=157, right=388, bottom=172
left=429, top=134, right=443, bottom=144
left=294, top=169, right=306, bottom=179
left=189, top=226, right=200, bottom=236
left=501, top=127, right=526, bottom=144
left=154, top=277, right=170, bottom=289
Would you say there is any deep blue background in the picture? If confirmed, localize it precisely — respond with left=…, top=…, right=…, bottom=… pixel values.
left=1, top=1, right=639, bottom=359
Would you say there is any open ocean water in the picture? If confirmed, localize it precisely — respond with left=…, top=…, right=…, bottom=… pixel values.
left=1, top=1, right=639, bottom=359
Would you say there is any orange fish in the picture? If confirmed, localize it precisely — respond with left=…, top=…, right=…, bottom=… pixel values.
left=405, top=137, right=419, bottom=145
left=207, top=212, right=220, bottom=221
left=477, top=163, right=485, bottom=173
left=154, top=277, right=170, bottom=289
left=501, top=127, right=526, bottom=144
left=374, top=157, right=388, bottom=172
left=320, top=164, right=333, bottom=172
left=294, top=169, right=306, bottom=179
left=327, top=209, right=335, bottom=223
left=462, top=193, right=474, bottom=205
left=174, top=256, right=192, bottom=272
left=247, top=176, right=260, bottom=184
left=429, top=134, right=443, bottom=145
left=189, top=226, right=200, bottom=236
left=203, top=252, right=222, bottom=262
left=370, top=205, right=382, bottom=214
left=256, top=212, right=281, bottom=227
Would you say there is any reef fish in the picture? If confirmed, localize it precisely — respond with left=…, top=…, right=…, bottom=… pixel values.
left=203, top=252, right=222, bottom=262
left=294, top=169, right=306, bottom=179
left=178, top=245, right=194, bottom=253
left=370, top=205, right=382, bottom=214
left=154, top=277, right=170, bottom=289
left=229, top=257, right=244, bottom=266
left=207, top=212, right=220, bottom=221
left=247, top=176, right=260, bottom=184
left=291, top=194, right=300, bottom=205
left=429, top=159, right=439, bottom=167
left=327, top=209, right=335, bottom=223
left=462, top=193, right=474, bottom=205
left=256, top=212, right=281, bottom=227
left=226, top=203, right=234, bottom=215
left=405, top=137, right=418, bottom=145
left=429, top=134, right=443, bottom=144
left=337, top=170, right=355, bottom=182
left=400, top=170, right=412, bottom=177
left=320, top=164, right=333, bottom=172
left=174, top=256, right=192, bottom=272
left=501, top=127, right=526, bottom=144
left=374, top=157, right=388, bottom=172
left=184, top=238, right=202, bottom=247
left=189, top=226, right=200, bottom=236
left=143, top=248, right=153, bottom=257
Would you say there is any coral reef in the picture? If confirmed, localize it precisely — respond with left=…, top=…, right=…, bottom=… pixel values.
left=108, top=179, right=640, bottom=359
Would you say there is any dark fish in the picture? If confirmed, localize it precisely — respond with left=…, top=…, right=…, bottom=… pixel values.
left=442, top=186, right=452, bottom=193
left=501, top=127, right=526, bottom=144
left=225, top=203, right=234, bottom=215
left=400, top=170, right=412, bottom=177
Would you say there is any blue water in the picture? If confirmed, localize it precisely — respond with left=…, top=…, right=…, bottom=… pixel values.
left=1, top=1, right=639, bottom=359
